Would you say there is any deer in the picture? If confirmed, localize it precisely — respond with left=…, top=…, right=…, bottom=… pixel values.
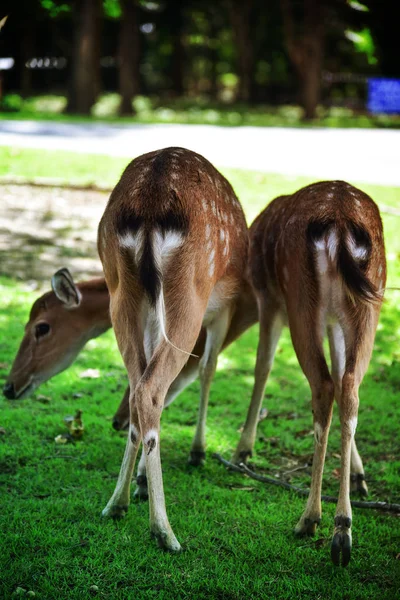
left=3, top=267, right=257, bottom=499
left=96, top=146, right=250, bottom=550
left=232, top=180, right=386, bottom=566
left=4, top=220, right=374, bottom=504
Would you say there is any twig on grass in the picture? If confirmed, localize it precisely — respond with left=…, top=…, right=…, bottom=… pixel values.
left=212, top=453, right=400, bottom=514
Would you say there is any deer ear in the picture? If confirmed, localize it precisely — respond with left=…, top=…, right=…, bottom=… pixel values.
left=51, top=268, right=81, bottom=309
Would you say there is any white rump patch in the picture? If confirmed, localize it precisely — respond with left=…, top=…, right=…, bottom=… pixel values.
left=153, top=230, right=184, bottom=263
left=327, top=230, right=338, bottom=261
left=118, top=229, right=146, bottom=262
left=347, top=234, right=368, bottom=260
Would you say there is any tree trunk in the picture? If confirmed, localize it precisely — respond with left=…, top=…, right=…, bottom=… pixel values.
left=227, top=0, right=255, bottom=103
left=169, top=2, right=185, bottom=96
left=280, top=0, right=324, bottom=120
left=20, top=26, right=34, bottom=98
left=301, top=57, right=321, bottom=120
left=67, top=0, right=102, bottom=115
left=118, top=0, right=140, bottom=115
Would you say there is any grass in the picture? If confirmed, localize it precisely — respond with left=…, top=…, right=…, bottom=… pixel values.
left=1, top=152, right=400, bottom=598
left=1, top=93, right=400, bottom=129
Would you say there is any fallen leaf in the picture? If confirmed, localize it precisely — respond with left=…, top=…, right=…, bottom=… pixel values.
left=332, top=453, right=341, bottom=459
left=55, top=434, right=70, bottom=445
left=229, top=486, right=255, bottom=492
left=64, top=410, right=84, bottom=440
left=0, top=362, right=9, bottom=369
left=315, top=538, right=327, bottom=550
left=36, top=394, right=51, bottom=404
left=332, top=468, right=341, bottom=479
left=0, top=427, right=6, bottom=435
left=79, top=368, right=100, bottom=379
left=295, top=429, right=314, bottom=439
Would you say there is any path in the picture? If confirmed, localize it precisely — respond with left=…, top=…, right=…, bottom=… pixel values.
left=0, top=120, right=399, bottom=186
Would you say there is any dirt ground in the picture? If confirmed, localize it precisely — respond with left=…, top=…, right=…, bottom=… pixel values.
left=0, top=183, right=109, bottom=285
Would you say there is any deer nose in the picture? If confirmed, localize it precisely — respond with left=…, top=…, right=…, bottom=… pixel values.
left=112, top=417, right=121, bottom=431
left=3, top=382, right=16, bottom=399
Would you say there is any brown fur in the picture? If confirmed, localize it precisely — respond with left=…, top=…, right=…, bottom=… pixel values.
left=235, top=180, right=386, bottom=566
left=98, top=147, right=249, bottom=549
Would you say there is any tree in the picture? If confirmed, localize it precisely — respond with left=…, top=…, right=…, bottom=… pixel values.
left=67, top=0, right=102, bottom=114
left=118, top=0, right=140, bottom=115
left=280, top=0, right=325, bottom=119
left=227, top=0, right=255, bottom=102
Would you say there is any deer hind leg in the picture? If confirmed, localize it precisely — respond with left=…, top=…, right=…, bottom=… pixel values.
left=331, top=313, right=377, bottom=567
left=134, top=358, right=201, bottom=500
left=328, top=323, right=368, bottom=497
left=134, top=301, right=205, bottom=551
left=233, top=297, right=283, bottom=464
left=189, top=304, right=233, bottom=466
left=290, top=314, right=335, bottom=537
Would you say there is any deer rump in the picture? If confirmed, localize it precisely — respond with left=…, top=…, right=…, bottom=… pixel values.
left=307, top=218, right=381, bottom=306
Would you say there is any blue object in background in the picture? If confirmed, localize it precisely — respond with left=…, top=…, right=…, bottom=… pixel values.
left=367, top=78, right=400, bottom=114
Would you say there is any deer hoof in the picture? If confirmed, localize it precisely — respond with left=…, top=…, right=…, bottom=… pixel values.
left=188, top=450, right=206, bottom=466
left=232, top=449, right=252, bottom=465
left=133, top=475, right=149, bottom=501
left=101, top=504, right=128, bottom=520
left=151, top=528, right=182, bottom=552
left=294, top=516, right=321, bottom=536
left=350, top=473, right=368, bottom=497
left=331, top=530, right=352, bottom=567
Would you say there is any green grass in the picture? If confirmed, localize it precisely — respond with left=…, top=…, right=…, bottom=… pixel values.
left=1, top=93, right=400, bottom=128
left=1, top=156, right=400, bottom=599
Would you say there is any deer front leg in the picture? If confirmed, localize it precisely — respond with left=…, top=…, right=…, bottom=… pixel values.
left=102, top=403, right=141, bottom=519
left=350, top=439, right=368, bottom=497
left=188, top=306, right=232, bottom=466
left=233, top=300, right=282, bottom=464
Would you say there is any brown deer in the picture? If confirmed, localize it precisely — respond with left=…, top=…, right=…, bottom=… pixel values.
left=3, top=268, right=256, bottom=499
left=3, top=271, right=111, bottom=400
left=233, top=180, right=386, bottom=566
left=97, top=146, right=249, bottom=550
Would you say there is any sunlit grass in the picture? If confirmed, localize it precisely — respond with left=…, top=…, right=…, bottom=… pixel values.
left=1, top=93, right=400, bottom=128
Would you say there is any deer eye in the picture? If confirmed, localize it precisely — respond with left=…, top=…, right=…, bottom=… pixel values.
left=35, top=322, right=51, bottom=338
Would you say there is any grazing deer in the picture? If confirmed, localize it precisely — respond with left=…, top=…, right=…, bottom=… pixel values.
left=233, top=181, right=386, bottom=566
left=97, top=146, right=249, bottom=550
left=3, top=271, right=111, bottom=400
left=3, top=270, right=256, bottom=494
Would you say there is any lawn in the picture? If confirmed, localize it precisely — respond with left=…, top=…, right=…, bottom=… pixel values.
left=0, top=149, right=400, bottom=599
left=1, top=93, right=400, bottom=129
